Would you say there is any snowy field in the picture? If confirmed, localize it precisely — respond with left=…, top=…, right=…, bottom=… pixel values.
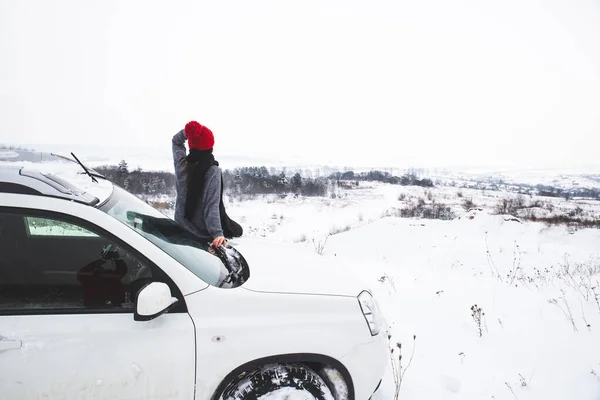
left=176, top=182, right=600, bottom=400
left=3, top=155, right=600, bottom=398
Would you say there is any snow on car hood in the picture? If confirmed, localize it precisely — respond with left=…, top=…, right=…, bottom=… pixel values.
left=233, top=238, right=370, bottom=297
left=0, top=159, right=113, bottom=204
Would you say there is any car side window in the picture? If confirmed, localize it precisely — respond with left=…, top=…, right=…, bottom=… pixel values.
left=25, top=217, right=98, bottom=237
left=0, top=210, right=172, bottom=315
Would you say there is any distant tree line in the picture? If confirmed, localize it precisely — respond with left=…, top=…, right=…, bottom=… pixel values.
left=93, top=161, right=437, bottom=197
left=94, top=162, right=331, bottom=197
left=532, top=184, right=600, bottom=200
left=94, top=161, right=176, bottom=196
left=222, top=167, right=328, bottom=197
left=449, top=178, right=600, bottom=201
left=329, top=171, right=434, bottom=187
left=0, top=144, right=35, bottom=151
left=92, top=160, right=600, bottom=203
left=499, top=182, right=600, bottom=201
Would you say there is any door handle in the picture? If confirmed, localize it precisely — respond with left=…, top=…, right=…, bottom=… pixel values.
left=0, top=339, right=22, bottom=351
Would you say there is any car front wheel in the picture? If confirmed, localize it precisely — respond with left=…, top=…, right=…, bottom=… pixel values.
left=218, top=363, right=335, bottom=400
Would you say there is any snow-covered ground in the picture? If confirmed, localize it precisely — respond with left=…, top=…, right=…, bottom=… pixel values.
left=3, top=153, right=600, bottom=398
left=199, top=183, right=600, bottom=399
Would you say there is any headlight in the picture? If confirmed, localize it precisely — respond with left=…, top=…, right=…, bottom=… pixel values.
left=357, top=291, right=382, bottom=336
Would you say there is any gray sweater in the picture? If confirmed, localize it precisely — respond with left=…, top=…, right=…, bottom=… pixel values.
left=172, top=130, right=224, bottom=242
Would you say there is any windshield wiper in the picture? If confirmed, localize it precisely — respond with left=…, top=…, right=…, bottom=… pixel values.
left=70, top=152, right=104, bottom=183
left=51, top=152, right=106, bottom=182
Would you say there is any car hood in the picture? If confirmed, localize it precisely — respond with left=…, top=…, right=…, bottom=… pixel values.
left=232, top=239, right=369, bottom=297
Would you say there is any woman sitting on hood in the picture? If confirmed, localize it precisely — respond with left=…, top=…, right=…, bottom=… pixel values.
left=171, top=120, right=242, bottom=250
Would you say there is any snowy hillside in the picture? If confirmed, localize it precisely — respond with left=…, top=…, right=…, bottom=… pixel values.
left=210, top=183, right=600, bottom=399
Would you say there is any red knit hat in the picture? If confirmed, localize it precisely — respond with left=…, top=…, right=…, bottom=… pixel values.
left=184, top=121, right=214, bottom=151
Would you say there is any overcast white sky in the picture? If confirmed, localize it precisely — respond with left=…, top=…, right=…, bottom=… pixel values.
left=1, top=0, right=599, bottom=169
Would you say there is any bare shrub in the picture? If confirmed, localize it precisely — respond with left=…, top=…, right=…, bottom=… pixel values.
left=471, top=304, right=484, bottom=337
left=519, top=374, right=527, bottom=387
left=548, top=291, right=578, bottom=332
left=485, top=232, right=502, bottom=281
left=528, top=200, right=545, bottom=208
left=593, top=286, right=600, bottom=316
left=495, top=195, right=527, bottom=217
left=312, top=235, right=329, bottom=255
left=382, top=208, right=402, bottom=218
left=526, top=214, right=600, bottom=229
left=506, top=241, right=522, bottom=286
left=378, top=273, right=397, bottom=292
left=495, top=196, right=600, bottom=229
left=569, top=206, right=584, bottom=217
left=389, top=334, right=417, bottom=400
left=581, top=299, right=591, bottom=331
left=294, top=234, right=308, bottom=243
left=516, top=256, right=600, bottom=304
left=400, top=198, right=455, bottom=220
left=329, top=225, right=351, bottom=236
left=495, top=198, right=519, bottom=216
left=554, top=256, right=600, bottom=301
left=523, top=208, right=537, bottom=220
left=462, top=198, right=476, bottom=211
left=495, top=196, right=527, bottom=216
left=457, top=190, right=464, bottom=198
left=338, top=181, right=357, bottom=190
left=504, top=382, right=520, bottom=400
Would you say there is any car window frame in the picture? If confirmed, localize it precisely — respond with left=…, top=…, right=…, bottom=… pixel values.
left=0, top=206, right=188, bottom=317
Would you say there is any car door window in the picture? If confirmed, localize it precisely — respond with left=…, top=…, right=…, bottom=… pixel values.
left=0, top=211, right=174, bottom=314
left=25, top=216, right=98, bottom=237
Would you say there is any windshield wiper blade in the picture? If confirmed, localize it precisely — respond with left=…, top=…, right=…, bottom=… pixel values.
left=57, top=152, right=106, bottom=180
left=71, top=152, right=100, bottom=183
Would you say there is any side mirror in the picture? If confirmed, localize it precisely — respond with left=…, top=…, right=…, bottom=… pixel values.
left=134, top=282, right=178, bottom=322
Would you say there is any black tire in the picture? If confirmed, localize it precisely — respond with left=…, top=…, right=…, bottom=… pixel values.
left=218, top=363, right=334, bottom=400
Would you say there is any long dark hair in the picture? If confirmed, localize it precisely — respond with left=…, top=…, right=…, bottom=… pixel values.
left=184, top=148, right=219, bottom=220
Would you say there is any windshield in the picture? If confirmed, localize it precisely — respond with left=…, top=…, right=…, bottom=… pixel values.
left=99, top=185, right=228, bottom=287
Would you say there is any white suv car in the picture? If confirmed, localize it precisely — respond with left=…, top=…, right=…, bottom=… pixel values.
left=0, top=154, right=388, bottom=400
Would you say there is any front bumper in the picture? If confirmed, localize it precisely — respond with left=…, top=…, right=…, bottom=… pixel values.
left=368, top=379, right=384, bottom=400
left=340, top=332, right=389, bottom=399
